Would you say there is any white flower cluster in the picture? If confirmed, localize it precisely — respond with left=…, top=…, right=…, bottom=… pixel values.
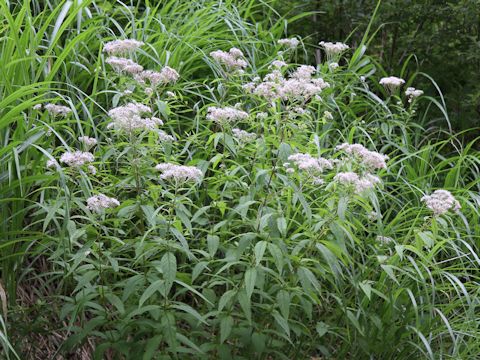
left=106, top=56, right=144, bottom=74
left=210, top=48, right=247, bottom=71
left=246, top=64, right=329, bottom=102
left=134, top=67, right=180, bottom=87
left=155, top=163, right=202, bottom=182
left=405, top=87, right=424, bottom=102
left=376, top=235, right=393, bottom=244
left=107, top=103, right=163, bottom=132
left=334, top=172, right=381, bottom=193
left=59, top=151, right=94, bottom=167
left=157, top=129, right=175, bottom=142
left=286, top=153, right=333, bottom=184
left=46, top=159, right=58, bottom=169
left=232, top=128, right=256, bottom=143
left=78, top=136, right=97, bottom=149
left=86, top=194, right=120, bottom=213
left=103, top=39, right=144, bottom=55
left=44, top=103, right=72, bottom=117
left=421, top=190, right=461, bottom=216
left=206, top=106, right=249, bottom=124
left=104, top=39, right=180, bottom=95
left=333, top=143, right=388, bottom=194
left=270, top=60, right=288, bottom=69
left=336, top=143, right=388, bottom=170
left=278, top=38, right=300, bottom=49
left=379, top=76, right=405, bottom=93
left=319, top=41, right=349, bottom=59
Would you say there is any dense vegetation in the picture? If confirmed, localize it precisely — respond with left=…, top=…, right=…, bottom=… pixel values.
left=1, top=1, right=479, bottom=359
left=275, top=0, right=480, bottom=131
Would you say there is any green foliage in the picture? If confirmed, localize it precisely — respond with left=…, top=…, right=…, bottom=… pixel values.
left=274, top=0, right=480, bottom=131
left=0, top=0, right=479, bottom=359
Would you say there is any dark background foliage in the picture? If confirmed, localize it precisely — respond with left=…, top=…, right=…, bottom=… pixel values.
left=272, top=0, right=480, bottom=131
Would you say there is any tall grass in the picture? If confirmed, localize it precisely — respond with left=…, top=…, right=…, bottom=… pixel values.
left=1, top=0, right=479, bottom=358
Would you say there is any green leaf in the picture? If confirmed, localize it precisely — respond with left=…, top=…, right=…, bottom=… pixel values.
left=160, top=252, right=177, bottom=284
left=272, top=310, right=290, bottom=338
left=207, top=234, right=220, bottom=257
left=244, top=267, right=257, bottom=299
left=316, top=322, right=328, bottom=338
left=277, top=290, right=290, bottom=319
left=220, top=315, right=234, bottom=343
left=139, top=280, right=164, bottom=307
left=277, top=217, right=287, bottom=237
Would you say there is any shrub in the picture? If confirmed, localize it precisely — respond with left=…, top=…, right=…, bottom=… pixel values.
left=1, top=1, right=479, bottom=359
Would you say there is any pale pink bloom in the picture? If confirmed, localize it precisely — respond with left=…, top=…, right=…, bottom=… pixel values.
left=155, top=163, right=202, bottom=182
left=44, top=103, right=71, bottom=117
left=336, top=143, right=388, bottom=170
left=87, top=194, right=120, bottom=213
left=210, top=48, right=247, bottom=71
left=78, top=136, right=97, bottom=148
left=103, top=39, right=144, bottom=55
left=278, top=38, right=300, bottom=49
left=232, top=128, right=256, bottom=142
left=319, top=41, right=349, bottom=59
left=107, top=103, right=163, bottom=132
left=207, top=106, right=248, bottom=124
left=421, top=190, right=461, bottom=216
left=379, top=76, right=405, bottom=93
left=59, top=151, right=94, bottom=167
left=134, top=67, right=179, bottom=87
left=106, top=57, right=143, bottom=74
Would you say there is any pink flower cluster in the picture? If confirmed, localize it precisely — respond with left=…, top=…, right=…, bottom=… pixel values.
left=210, top=48, right=247, bottom=71
left=106, top=57, right=144, bottom=74
left=87, top=194, right=120, bottom=213
left=379, top=76, right=405, bottom=93
left=245, top=64, right=329, bottom=102
left=44, top=103, right=72, bottom=117
left=207, top=106, right=249, bottom=124
left=232, top=128, right=256, bottom=143
left=278, top=38, right=300, bottom=49
left=107, top=103, right=163, bottom=132
left=134, top=67, right=179, bottom=87
left=421, top=190, right=461, bottom=216
left=319, top=41, right=349, bottom=59
left=336, top=143, right=388, bottom=170
left=286, top=153, right=333, bottom=184
left=103, top=39, right=144, bottom=55
left=78, top=136, right=97, bottom=149
left=59, top=151, right=94, bottom=167
left=155, top=163, right=202, bottom=182
left=334, top=172, right=381, bottom=193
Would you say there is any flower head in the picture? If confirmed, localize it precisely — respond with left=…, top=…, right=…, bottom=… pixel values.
left=44, top=103, right=71, bottom=117
left=334, top=171, right=380, bottom=193
left=232, top=128, right=256, bottom=143
left=106, top=57, right=144, bottom=74
left=405, top=87, right=424, bottom=102
left=421, top=190, right=461, bottom=216
left=210, top=48, right=247, bottom=71
left=379, top=76, right=405, bottom=93
left=78, top=136, right=97, bottom=149
left=207, top=106, right=248, bottom=124
left=87, top=194, right=120, bottom=213
left=155, top=163, right=202, bottom=183
left=134, top=66, right=179, bottom=87
left=319, top=41, right=349, bottom=59
left=107, top=103, right=163, bottom=132
left=59, top=151, right=94, bottom=167
left=336, top=143, right=388, bottom=170
left=278, top=38, right=300, bottom=49
left=103, top=39, right=144, bottom=55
